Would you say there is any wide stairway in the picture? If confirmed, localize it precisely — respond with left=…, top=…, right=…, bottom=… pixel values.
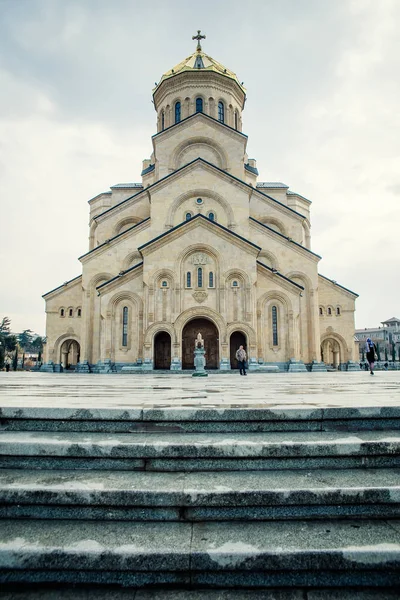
left=0, top=403, right=400, bottom=596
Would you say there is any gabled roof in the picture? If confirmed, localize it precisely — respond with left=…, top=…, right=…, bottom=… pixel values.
left=111, top=183, right=143, bottom=189
left=382, top=317, right=400, bottom=324
left=318, top=274, right=359, bottom=298
left=152, top=110, right=248, bottom=140
left=96, top=262, right=143, bottom=293
left=257, top=261, right=304, bottom=291
left=257, top=182, right=289, bottom=189
left=78, top=218, right=150, bottom=261
left=43, top=275, right=82, bottom=299
left=138, top=213, right=261, bottom=253
left=95, top=158, right=306, bottom=222
left=250, top=217, right=321, bottom=259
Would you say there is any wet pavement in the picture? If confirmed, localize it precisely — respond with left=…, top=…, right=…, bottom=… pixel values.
left=0, top=371, right=399, bottom=410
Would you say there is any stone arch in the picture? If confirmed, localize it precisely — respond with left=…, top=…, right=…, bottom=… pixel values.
left=169, top=136, right=228, bottom=171
left=259, top=217, right=288, bottom=236
left=177, top=244, right=221, bottom=295
left=224, top=269, right=251, bottom=323
left=107, top=290, right=143, bottom=315
left=144, top=322, right=177, bottom=346
left=302, top=221, right=311, bottom=249
left=53, top=332, right=80, bottom=364
left=89, top=220, right=98, bottom=250
left=285, top=271, right=313, bottom=291
left=106, top=291, right=143, bottom=360
left=122, top=251, right=142, bottom=270
left=166, top=189, right=235, bottom=229
left=151, top=268, right=175, bottom=322
left=151, top=268, right=176, bottom=287
left=258, top=250, right=279, bottom=270
left=258, top=290, right=293, bottom=360
left=286, top=271, right=315, bottom=363
left=174, top=307, right=227, bottom=344
left=89, top=272, right=113, bottom=291
left=113, top=217, right=141, bottom=236
left=172, top=96, right=183, bottom=124
left=224, top=268, right=251, bottom=287
left=320, top=331, right=348, bottom=364
left=257, top=290, right=293, bottom=312
left=227, top=322, right=257, bottom=348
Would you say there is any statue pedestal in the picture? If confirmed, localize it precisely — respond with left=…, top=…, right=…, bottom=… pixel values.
left=192, top=347, right=208, bottom=377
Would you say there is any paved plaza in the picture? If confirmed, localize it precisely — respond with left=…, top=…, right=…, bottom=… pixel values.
left=0, top=371, right=399, bottom=411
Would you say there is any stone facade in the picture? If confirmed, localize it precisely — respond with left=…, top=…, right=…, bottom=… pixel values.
left=42, top=42, right=358, bottom=372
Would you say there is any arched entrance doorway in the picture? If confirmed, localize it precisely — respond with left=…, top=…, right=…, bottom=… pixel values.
left=321, top=338, right=341, bottom=369
left=60, top=340, right=80, bottom=370
left=182, top=318, right=219, bottom=369
left=230, top=331, right=247, bottom=369
left=154, top=331, right=171, bottom=370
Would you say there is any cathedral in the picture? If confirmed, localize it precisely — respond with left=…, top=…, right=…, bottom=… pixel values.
left=42, top=33, right=358, bottom=373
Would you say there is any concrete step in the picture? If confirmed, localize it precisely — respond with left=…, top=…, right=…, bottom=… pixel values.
left=2, top=406, right=400, bottom=433
left=1, top=588, right=399, bottom=599
left=1, top=430, right=399, bottom=471
left=1, top=468, right=400, bottom=521
left=0, top=519, right=399, bottom=587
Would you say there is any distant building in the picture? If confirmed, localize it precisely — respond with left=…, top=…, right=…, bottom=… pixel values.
left=356, top=317, right=400, bottom=360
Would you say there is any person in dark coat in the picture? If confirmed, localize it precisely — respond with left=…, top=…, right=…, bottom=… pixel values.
left=365, top=338, right=377, bottom=375
left=235, top=345, right=247, bottom=376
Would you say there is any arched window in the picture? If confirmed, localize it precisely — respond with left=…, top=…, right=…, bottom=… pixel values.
left=175, top=101, right=181, bottom=123
left=336, top=307, right=341, bottom=315
left=232, top=280, right=238, bottom=287
left=60, top=308, right=65, bottom=317
left=319, top=307, right=323, bottom=316
left=209, top=272, right=214, bottom=288
left=197, top=267, right=203, bottom=288
left=161, top=111, right=165, bottom=131
left=328, top=307, right=332, bottom=315
left=234, top=111, right=238, bottom=130
left=69, top=308, right=73, bottom=317
left=185, top=212, right=192, bottom=221
left=186, top=272, right=192, bottom=288
left=208, top=212, right=215, bottom=221
left=161, top=280, right=168, bottom=287
left=272, top=306, right=278, bottom=346
left=218, top=101, right=224, bottom=123
left=122, top=306, right=128, bottom=347
left=196, top=97, right=203, bottom=113
left=77, top=308, right=82, bottom=317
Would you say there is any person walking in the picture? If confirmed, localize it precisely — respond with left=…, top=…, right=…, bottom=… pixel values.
left=235, top=345, right=247, bottom=376
left=365, top=337, right=377, bottom=375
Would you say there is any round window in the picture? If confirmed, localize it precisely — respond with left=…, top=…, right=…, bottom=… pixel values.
left=196, top=198, right=203, bottom=205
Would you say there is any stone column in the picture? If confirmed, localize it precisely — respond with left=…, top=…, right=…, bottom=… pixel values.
left=287, top=310, right=307, bottom=372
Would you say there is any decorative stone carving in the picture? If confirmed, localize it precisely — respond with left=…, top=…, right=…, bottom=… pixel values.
left=193, top=291, right=208, bottom=303
left=190, top=253, right=210, bottom=265
left=195, top=332, right=204, bottom=349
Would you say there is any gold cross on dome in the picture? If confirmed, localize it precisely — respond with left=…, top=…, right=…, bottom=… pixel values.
left=192, top=30, right=206, bottom=52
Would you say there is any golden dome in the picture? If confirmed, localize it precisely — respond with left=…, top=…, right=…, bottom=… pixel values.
left=153, top=43, right=246, bottom=96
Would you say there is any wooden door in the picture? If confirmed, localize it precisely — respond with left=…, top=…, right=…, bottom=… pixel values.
left=182, top=318, right=219, bottom=369
left=154, top=331, right=171, bottom=370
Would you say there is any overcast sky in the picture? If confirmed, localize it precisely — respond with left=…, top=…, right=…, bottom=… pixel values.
left=1, top=0, right=399, bottom=336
